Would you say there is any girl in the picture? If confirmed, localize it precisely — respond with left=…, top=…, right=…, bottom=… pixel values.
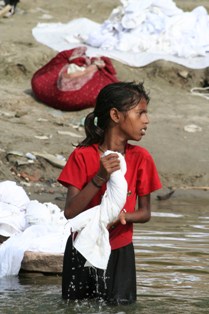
left=58, top=81, right=162, bottom=305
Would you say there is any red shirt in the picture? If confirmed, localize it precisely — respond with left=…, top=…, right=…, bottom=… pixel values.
left=58, top=143, right=162, bottom=250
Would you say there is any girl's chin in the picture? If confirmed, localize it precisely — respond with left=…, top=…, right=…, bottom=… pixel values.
left=130, top=135, right=142, bottom=142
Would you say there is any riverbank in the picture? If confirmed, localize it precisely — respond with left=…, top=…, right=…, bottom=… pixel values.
left=0, top=0, right=209, bottom=209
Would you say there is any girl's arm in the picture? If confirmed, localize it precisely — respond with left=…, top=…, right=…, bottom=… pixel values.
left=124, top=194, right=151, bottom=223
left=108, top=194, right=151, bottom=229
left=64, top=183, right=100, bottom=219
left=64, top=153, right=121, bottom=219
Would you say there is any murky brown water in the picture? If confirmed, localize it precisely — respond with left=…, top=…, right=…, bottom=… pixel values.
left=0, top=193, right=209, bottom=313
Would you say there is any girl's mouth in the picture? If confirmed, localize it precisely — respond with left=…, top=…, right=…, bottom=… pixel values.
left=141, top=128, right=146, bottom=135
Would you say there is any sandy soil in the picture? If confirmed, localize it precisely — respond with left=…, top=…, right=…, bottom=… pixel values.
left=0, top=0, right=209, bottom=208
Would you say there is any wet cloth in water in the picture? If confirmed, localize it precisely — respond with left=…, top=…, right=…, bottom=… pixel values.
left=66, top=151, right=127, bottom=270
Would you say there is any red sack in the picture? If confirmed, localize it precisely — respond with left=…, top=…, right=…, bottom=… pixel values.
left=31, top=47, right=119, bottom=111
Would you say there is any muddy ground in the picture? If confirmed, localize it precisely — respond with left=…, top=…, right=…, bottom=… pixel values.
left=0, top=0, right=209, bottom=209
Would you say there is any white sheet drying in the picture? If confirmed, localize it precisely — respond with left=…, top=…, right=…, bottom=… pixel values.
left=32, top=0, right=209, bottom=69
left=67, top=150, right=127, bottom=270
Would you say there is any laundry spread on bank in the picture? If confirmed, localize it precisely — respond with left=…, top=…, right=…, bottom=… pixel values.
left=32, top=0, right=209, bottom=69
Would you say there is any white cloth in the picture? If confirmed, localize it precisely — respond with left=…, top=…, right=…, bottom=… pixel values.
left=25, top=200, right=66, bottom=226
left=0, top=203, right=26, bottom=237
left=0, top=180, right=30, bottom=209
left=32, top=0, right=209, bottom=69
left=0, top=181, right=30, bottom=237
left=0, top=181, right=68, bottom=278
left=67, top=151, right=127, bottom=270
left=0, top=224, right=69, bottom=277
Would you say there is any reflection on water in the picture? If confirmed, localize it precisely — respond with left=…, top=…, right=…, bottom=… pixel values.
left=0, top=194, right=209, bottom=313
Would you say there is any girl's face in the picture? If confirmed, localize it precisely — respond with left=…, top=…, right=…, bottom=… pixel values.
left=118, top=98, right=149, bottom=142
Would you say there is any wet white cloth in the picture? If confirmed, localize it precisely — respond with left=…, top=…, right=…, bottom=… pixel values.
left=0, top=181, right=30, bottom=237
left=0, top=181, right=68, bottom=277
left=0, top=203, right=26, bottom=237
left=32, top=0, right=209, bottom=69
left=0, top=224, right=69, bottom=277
left=67, top=151, right=127, bottom=270
left=0, top=181, right=30, bottom=209
left=25, top=200, right=66, bottom=226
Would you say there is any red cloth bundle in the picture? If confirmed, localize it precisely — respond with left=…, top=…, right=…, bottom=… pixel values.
left=31, top=47, right=119, bottom=111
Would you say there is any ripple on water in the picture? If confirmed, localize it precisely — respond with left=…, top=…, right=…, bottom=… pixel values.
left=0, top=197, right=209, bottom=313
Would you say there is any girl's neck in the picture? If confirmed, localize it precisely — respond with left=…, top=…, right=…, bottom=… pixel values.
left=98, top=143, right=126, bottom=155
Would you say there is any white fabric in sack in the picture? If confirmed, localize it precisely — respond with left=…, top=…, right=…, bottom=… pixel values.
left=66, top=150, right=127, bottom=270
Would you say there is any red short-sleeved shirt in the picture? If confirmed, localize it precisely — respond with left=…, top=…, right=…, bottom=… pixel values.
left=58, top=143, right=162, bottom=250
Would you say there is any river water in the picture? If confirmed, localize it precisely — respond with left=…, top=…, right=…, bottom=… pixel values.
left=0, top=192, right=209, bottom=313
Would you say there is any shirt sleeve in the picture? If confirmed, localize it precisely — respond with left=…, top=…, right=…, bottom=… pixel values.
left=57, top=149, right=88, bottom=190
left=136, top=153, right=162, bottom=196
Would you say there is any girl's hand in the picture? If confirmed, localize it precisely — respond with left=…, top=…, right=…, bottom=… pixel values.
left=107, top=209, right=127, bottom=230
left=118, top=210, right=127, bottom=225
left=97, top=153, right=121, bottom=181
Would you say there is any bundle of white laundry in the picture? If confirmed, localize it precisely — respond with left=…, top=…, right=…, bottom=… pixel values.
left=0, top=181, right=68, bottom=277
left=82, top=0, right=209, bottom=58
left=32, top=0, right=209, bottom=69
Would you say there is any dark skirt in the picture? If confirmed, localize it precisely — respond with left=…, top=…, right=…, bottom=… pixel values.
left=62, top=235, right=136, bottom=305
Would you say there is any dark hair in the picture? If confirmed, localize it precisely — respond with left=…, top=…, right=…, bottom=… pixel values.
left=78, top=81, right=150, bottom=147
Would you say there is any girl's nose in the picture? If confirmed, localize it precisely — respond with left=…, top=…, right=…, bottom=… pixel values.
left=144, top=113, right=149, bottom=124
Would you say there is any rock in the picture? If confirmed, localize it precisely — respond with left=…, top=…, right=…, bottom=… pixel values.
left=21, top=251, right=63, bottom=274
left=178, top=70, right=189, bottom=79
left=0, top=235, right=8, bottom=243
